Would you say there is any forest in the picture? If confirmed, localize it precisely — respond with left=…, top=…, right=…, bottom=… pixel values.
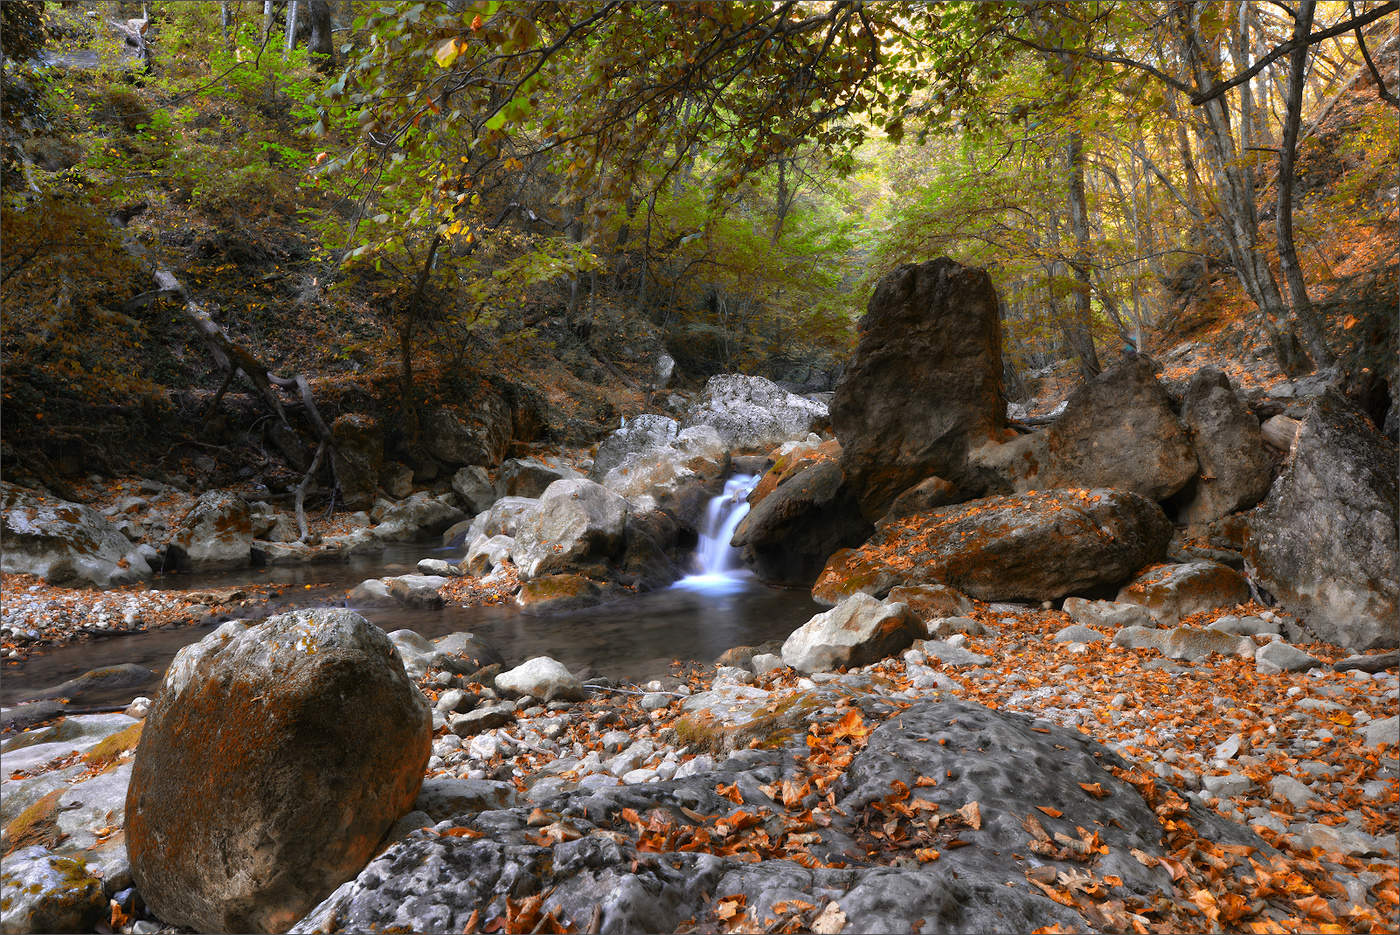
left=0, top=3, right=1397, bottom=934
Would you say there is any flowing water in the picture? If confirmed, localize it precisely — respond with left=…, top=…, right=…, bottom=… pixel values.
left=1, top=476, right=815, bottom=708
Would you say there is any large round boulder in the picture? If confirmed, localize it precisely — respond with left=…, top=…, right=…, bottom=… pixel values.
left=680, top=374, right=827, bottom=452
left=125, top=609, right=431, bottom=933
left=1177, top=368, right=1274, bottom=524
left=975, top=356, right=1197, bottom=503
left=512, top=478, right=628, bottom=579
left=167, top=491, right=253, bottom=570
left=426, top=398, right=512, bottom=468
left=1, top=483, right=151, bottom=587
left=1114, top=561, right=1252, bottom=625
left=1246, top=392, right=1398, bottom=650
left=812, top=488, right=1172, bottom=605
left=832, top=258, right=1008, bottom=519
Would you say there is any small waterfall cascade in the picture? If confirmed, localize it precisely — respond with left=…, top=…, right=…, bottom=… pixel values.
left=676, top=474, right=758, bottom=589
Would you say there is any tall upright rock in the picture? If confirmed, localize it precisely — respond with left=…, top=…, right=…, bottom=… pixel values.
left=1247, top=392, right=1398, bottom=650
left=832, top=258, right=1007, bottom=519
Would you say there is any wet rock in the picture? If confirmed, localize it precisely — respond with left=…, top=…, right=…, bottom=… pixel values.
left=0, top=846, right=107, bottom=935
left=681, top=374, right=828, bottom=452
left=126, top=609, right=431, bottom=934
left=1177, top=368, right=1275, bottom=524
left=1, top=484, right=152, bottom=587
left=813, top=489, right=1172, bottom=605
left=384, top=574, right=447, bottom=609
left=1062, top=597, right=1154, bottom=630
left=780, top=593, right=923, bottom=674
left=1255, top=641, right=1319, bottom=674
left=1247, top=392, right=1399, bottom=650
left=416, top=558, right=459, bottom=577
left=515, top=574, right=606, bottom=614
left=496, top=457, right=583, bottom=500
left=731, top=460, right=871, bottom=587
left=348, top=578, right=395, bottom=607
left=20, top=663, right=156, bottom=706
left=330, top=414, right=383, bottom=512
left=495, top=657, right=584, bottom=702
left=0, top=700, right=68, bottom=734
left=1115, top=561, right=1251, bottom=625
left=833, top=258, right=1007, bottom=518
left=451, top=466, right=497, bottom=515
left=513, top=479, right=628, bottom=579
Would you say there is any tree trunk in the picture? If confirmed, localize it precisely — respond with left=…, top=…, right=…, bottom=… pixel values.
left=307, top=0, right=333, bottom=70
left=1064, top=132, right=1101, bottom=379
left=1277, top=0, right=1334, bottom=368
left=262, top=0, right=275, bottom=41
left=285, top=0, right=299, bottom=53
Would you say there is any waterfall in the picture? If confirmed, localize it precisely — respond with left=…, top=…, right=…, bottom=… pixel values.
left=675, top=474, right=757, bottom=590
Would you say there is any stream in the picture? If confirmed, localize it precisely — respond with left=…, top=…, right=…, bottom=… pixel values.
left=1, top=476, right=817, bottom=708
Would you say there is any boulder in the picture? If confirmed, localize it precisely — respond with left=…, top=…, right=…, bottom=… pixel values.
left=1255, top=641, right=1320, bottom=674
left=885, top=584, right=975, bottom=622
left=832, top=258, right=1007, bottom=518
left=747, top=437, right=840, bottom=508
left=599, top=446, right=714, bottom=515
left=780, top=592, right=923, bottom=674
left=1112, top=625, right=1255, bottom=662
left=1062, top=597, right=1154, bottom=630
left=516, top=574, right=606, bottom=614
left=973, top=356, right=1197, bottom=502
left=495, top=457, right=583, bottom=500
left=426, top=401, right=511, bottom=468
left=1246, top=392, right=1399, bottom=650
left=884, top=475, right=959, bottom=522
left=1177, top=368, right=1274, bottom=524
left=465, top=534, right=514, bottom=575
left=513, top=479, right=628, bottom=579
left=125, top=609, right=431, bottom=933
left=384, top=574, right=447, bottom=609
left=0, top=846, right=107, bottom=935
left=1115, top=561, right=1252, bottom=625
left=1, top=483, right=151, bottom=587
left=372, top=493, right=465, bottom=541
left=680, top=374, right=827, bottom=451
left=730, top=460, right=871, bottom=587
left=330, top=414, right=382, bottom=512
left=495, top=656, right=584, bottom=702
left=590, top=415, right=679, bottom=480
left=450, top=466, right=497, bottom=515
left=168, top=491, right=253, bottom=570
left=813, top=488, right=1172, bottom=605
left=466, top=496, right=539, bottom=542
left=381, top=462, right=414, bottom=500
